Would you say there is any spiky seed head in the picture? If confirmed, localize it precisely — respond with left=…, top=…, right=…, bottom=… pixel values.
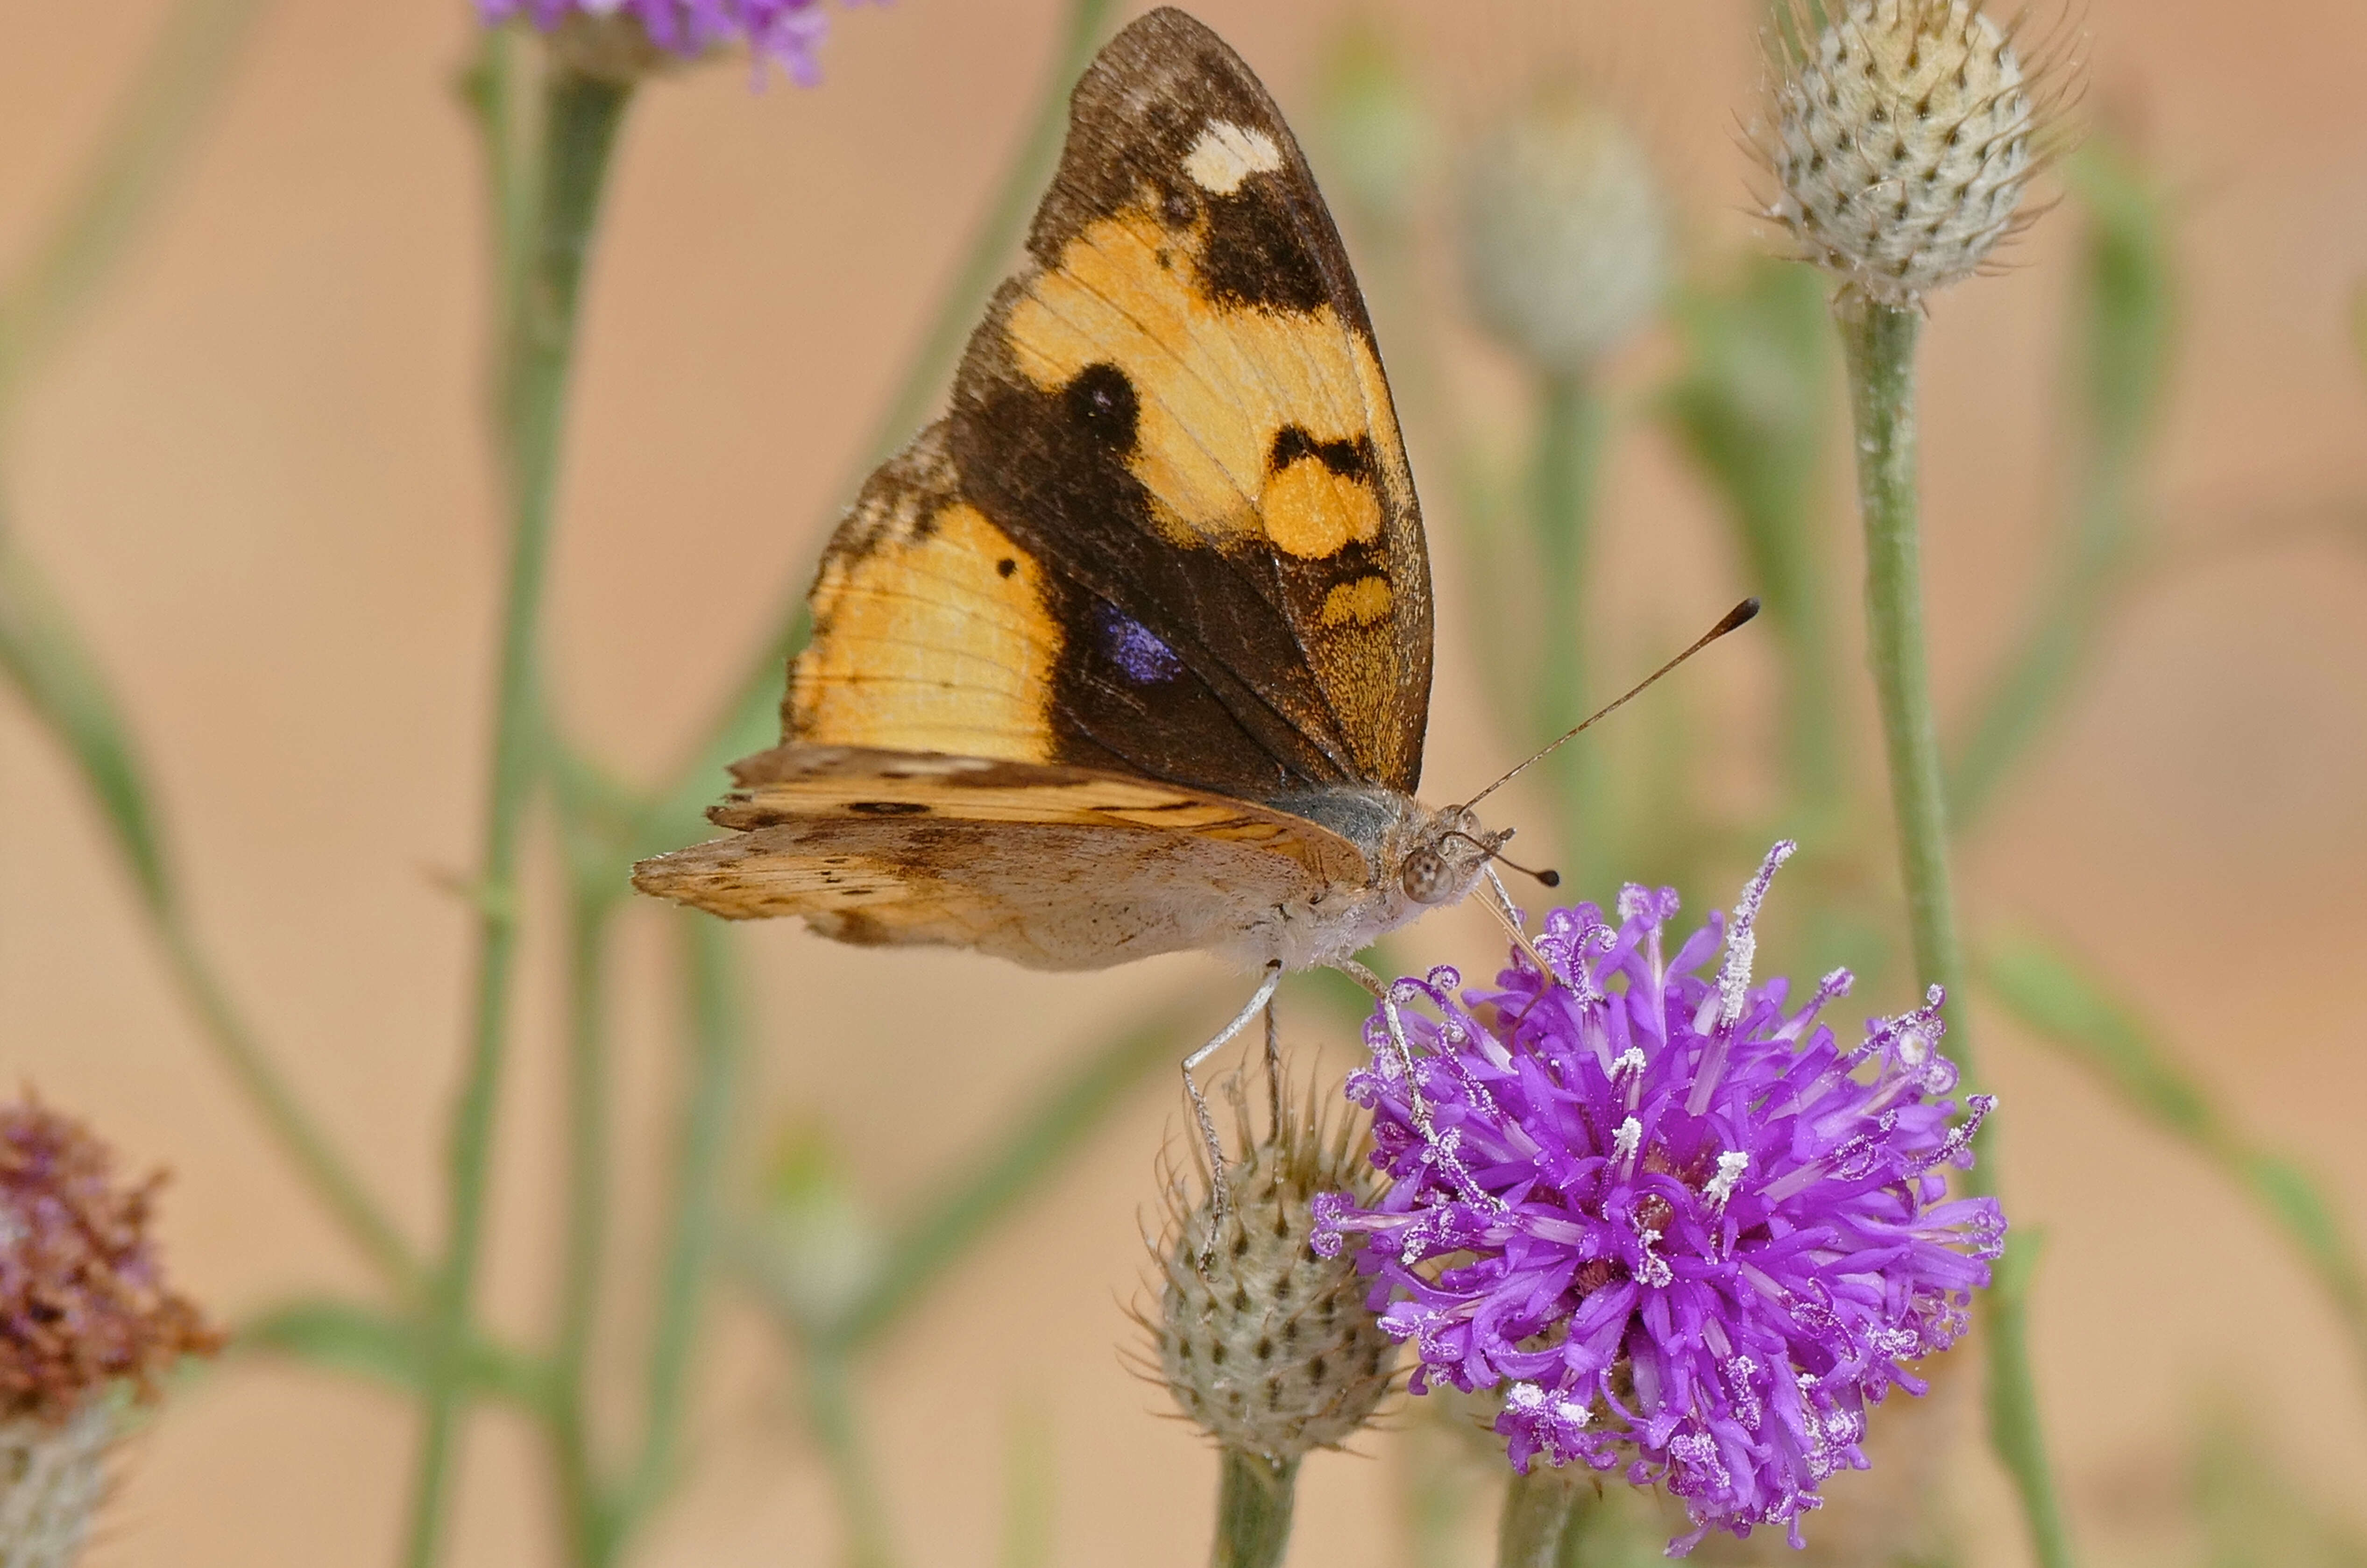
left=0, top=1098, right=218, bottom=1566
left=1138, top=1059, right=1396, bottom=1462
left=1763, top=0, right=2074, bottom=305
left=1459, top=86, right=1670, bottom=376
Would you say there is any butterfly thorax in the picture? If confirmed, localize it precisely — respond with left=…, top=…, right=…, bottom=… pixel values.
left=1214, top=786, right=1494, bottom=972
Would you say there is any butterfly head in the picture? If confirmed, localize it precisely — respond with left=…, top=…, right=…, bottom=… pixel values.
left=1393, top=804, right=1551, bottom=908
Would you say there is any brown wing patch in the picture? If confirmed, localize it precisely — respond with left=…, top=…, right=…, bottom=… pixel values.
left=629, top=745, right=1360, bottom=970
left=947, top=7, right=1435, bottom=797
left=629, top=816, right=1319, bottom=971
left=787, top=425, right=1063, bottom=762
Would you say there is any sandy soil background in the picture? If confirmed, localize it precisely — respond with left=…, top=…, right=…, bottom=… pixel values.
left=2, top=0, right=2364, bottom=1563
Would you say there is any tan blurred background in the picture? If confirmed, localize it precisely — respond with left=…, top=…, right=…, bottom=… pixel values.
left=2, top=0, right=2364, bottom=1564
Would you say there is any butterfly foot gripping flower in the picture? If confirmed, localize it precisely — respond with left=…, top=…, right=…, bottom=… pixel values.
left=475, top=0, right=847, bottom=85
left=1760, top=0, right=2077, bottom=305
left=1313, top=844, right=2005, bottom=1554
left=0, top=1097, right=219, bottom=1565
left=1139, top=1047, right=1399, bottom=1466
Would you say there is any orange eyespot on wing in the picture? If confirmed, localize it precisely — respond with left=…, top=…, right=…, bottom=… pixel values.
left=787, top=425, right=1064, bottom=764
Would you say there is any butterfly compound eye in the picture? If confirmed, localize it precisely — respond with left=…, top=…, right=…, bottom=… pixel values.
left=1399, top=846, right=1456, bottom=905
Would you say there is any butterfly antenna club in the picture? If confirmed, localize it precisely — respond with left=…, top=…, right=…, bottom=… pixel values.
left=1460, top=597, right=1760, bottom=812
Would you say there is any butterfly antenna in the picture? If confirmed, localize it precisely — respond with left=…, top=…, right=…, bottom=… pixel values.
left=1460, top=598, right=1762, bottom=813
left=1442, top=829, right=1561, bottom=887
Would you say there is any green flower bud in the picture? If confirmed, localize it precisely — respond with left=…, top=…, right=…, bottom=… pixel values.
left=1459, top=88, right=1670, bottom=376
left=1764, top=0, right=2075, bottom=304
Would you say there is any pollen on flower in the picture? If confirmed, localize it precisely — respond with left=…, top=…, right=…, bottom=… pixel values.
left=1758, top=0, right=2078, bottom=305
left=1317, top=850, right=2005, bottom=1554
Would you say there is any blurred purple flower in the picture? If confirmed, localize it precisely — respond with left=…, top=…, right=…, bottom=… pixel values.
left=475, top=0, right=850, bottom=86
left=1312, top=844, right=2004, bottom=1553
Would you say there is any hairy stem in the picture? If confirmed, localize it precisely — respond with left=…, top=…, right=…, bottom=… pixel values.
left=1210, top=1449, right=1298, bottom=1568
left=1530, top=372, right=1607, bottom=887
left=402, top=71, right=631, bottom=1568
left=1837, top=291, right=2074, bottom=1568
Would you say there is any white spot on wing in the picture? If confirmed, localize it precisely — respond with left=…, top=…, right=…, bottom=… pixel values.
left=1184, top=121, right=1283, bottom=194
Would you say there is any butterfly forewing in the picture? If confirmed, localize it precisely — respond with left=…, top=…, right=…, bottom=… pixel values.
left=949, top=6, right=1432, bottom=800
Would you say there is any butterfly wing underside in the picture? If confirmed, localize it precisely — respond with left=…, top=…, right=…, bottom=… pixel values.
left=631, top=745, right=1368, bottom=970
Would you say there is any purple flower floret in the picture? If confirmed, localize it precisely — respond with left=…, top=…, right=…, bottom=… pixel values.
left=475, top=0, right=844, bottom=85
left=1312, top=843, right=2004, bottom=1553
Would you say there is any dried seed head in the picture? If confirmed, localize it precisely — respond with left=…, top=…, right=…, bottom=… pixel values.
left=1460, top=86, right=1670, bottom=375
left=1762, top=0, right=2076, bottom=305
left=0, top=1098, right=218, bottom=1426
left=0, top=1099, right=218, bottom=1566
left=1136, top=1054, right=1397, bottom=1462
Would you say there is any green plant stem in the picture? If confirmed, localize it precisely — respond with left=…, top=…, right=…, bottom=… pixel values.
left=633, top=0, right=1114, bottom=858
left=1530, top=371, right=1607, bottom=886
left=830, top=998, right=1191, bottom=1352
left=402, top=71, right=631, bottom=1568
left=1837, top=292, right=2073, bottom=1568
left=808, top=1352, right=899, bottom=1568
left=0, top=532, right=422, bottom=1298
left=1984, top=934, right=2367, bottom=1402
left=1211, top=1450, right=1298, bottom=1568
left=550, top=888, right=618, bottom=1568
left=0, top=0, right=269, bottom=406
left=616, top=916, right=745, bottom=1536
left=1949, top=143, right=2174, bottom=830
left=1495, top=1467, right=1581, bottom=1568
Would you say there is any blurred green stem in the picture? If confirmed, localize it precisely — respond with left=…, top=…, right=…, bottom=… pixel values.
left=1837, top=292, right=2073, bottom=1568
left=616, top=916, right=746, bottom=1538
left=403, top=69, right=632, bottom=1568
left=0, top=0, right=414, bottom=1298
left=832, top=997, right=1191, bottom=1352
left=1495, top=1467, right=1580, bottom=1568
left=550, top=887, right=619, bottom=1567
left=0, top=0, right=269, bottom=406
left=808, top=1352, right=900, bottom=1568
left=636, top=0, right=1115, bottom=857
left=1984, top=935, right=2367, bottom=1401
left=0, top=530, right=422, bottom=1299
left=1211, top=1450, right=1298, bottom=1568
left=1949, top=144, right=2173, bottom=829
left=1531, top=372, right=1607, bottom=885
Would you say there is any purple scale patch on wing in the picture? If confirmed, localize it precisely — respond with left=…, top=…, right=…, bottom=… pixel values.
left=1097, top=603, right=1183, bottom=683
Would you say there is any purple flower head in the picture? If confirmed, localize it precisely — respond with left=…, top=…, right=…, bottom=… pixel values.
left=1312, top=844, right=2004, bottom=1554
left=474, top=0, right=853, bottom=86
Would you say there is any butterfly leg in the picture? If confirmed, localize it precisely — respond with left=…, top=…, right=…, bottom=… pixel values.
left=1181, top=960, right=1284, bottom=1270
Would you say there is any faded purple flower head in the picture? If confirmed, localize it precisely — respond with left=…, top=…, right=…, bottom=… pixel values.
left=1312, top=844, right=2004, bottom=1554
left=475, top=0, right=849, bottom=86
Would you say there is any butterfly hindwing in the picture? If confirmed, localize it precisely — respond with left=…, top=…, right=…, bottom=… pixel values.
left=630, top=745, right=1369, bottom=969
left=948, top=5, right=1432, bottom=800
